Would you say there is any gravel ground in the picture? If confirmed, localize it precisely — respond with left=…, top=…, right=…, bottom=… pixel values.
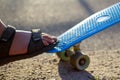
left=0, top=0, right=120, bottom=80
left=0, top=50, right=120, bottom=80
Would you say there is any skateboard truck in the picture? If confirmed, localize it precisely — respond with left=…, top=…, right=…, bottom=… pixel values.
left=73, top=43, right=81, bottom=52
left=57, top=43, right=90, bottom=71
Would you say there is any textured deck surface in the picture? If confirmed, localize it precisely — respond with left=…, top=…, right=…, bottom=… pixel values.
left=49, top=3, right=120, bottom=53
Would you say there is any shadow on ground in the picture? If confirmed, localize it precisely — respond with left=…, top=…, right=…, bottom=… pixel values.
left=0, top=53, right=42, bottom=66
left=58, top=61, right=95, bottom=80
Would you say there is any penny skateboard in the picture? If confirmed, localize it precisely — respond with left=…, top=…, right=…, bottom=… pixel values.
left=48, top=3, right=120, bottom=70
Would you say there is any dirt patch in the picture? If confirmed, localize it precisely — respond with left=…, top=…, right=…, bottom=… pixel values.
left=0, top=50, right=120, bottom=80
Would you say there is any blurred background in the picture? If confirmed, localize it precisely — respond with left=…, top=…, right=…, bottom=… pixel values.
left=0, top=0, right=120, bottom=51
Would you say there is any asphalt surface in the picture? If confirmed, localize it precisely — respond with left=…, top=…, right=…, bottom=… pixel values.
left=0, top=0, right=120, bottom=51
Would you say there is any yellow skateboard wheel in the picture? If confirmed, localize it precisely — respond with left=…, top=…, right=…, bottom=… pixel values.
left=70, top=52, right=90, bottom=70
left=56, top=51, right=70, bottom=61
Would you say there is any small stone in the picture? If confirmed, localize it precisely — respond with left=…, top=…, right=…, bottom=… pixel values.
left=90, top=70, right=94, bottom=73
left=52, top=59, right=58, bottom=62
left=116, top=50, right=120, bottom=53
left=115, top=66, right=119, bottom=68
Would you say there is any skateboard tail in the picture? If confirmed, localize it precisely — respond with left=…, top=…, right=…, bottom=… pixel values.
left=48, top=2, right=120, bottom=53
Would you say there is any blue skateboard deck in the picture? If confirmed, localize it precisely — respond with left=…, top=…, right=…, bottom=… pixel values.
left=48, top=2, right=120, bottom=53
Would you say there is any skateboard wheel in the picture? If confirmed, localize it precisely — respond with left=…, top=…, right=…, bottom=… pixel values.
left=70, top=52, right=90, bottom=70
left=56, top=51, right=70, bottom=61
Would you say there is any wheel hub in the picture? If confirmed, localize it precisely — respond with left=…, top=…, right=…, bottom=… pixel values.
left=79, top=58, right=86, bottom=66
